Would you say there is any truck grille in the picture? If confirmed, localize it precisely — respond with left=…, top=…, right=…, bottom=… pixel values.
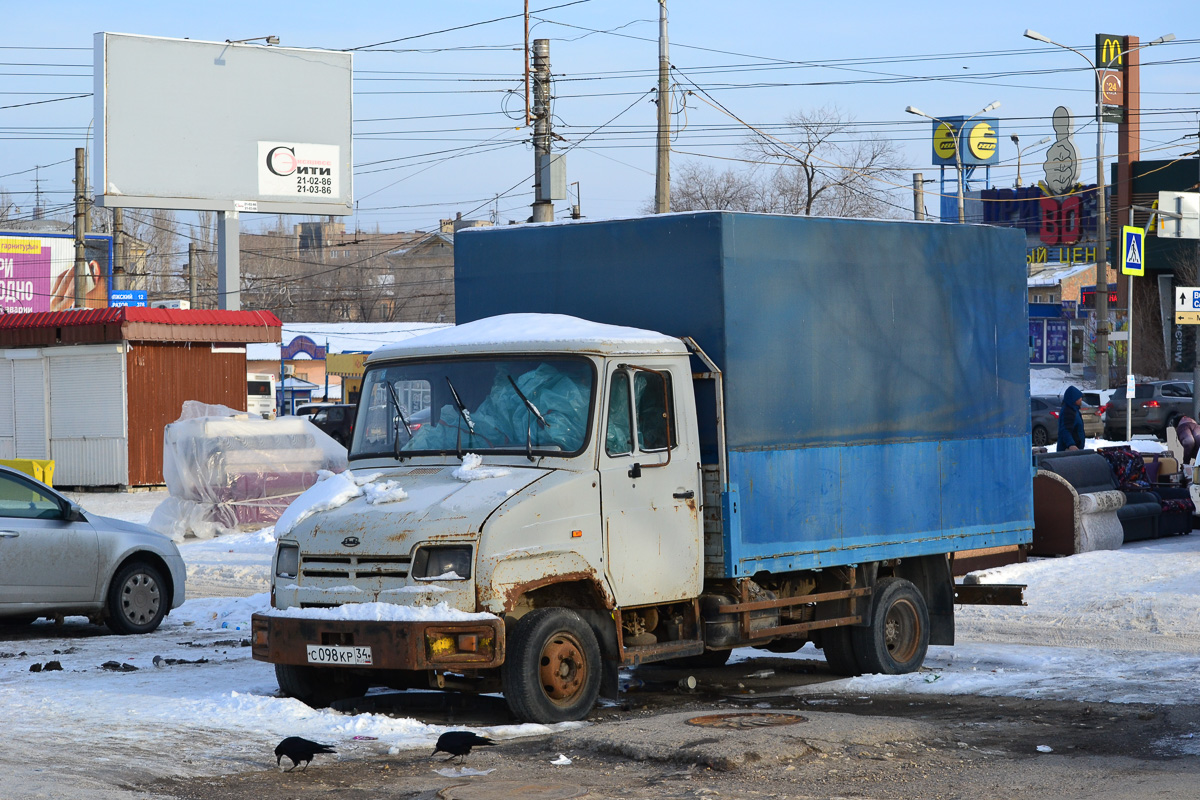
left=300, top=554, right=412, bottom=580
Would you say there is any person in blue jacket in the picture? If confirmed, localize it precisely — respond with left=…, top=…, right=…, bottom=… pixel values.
left=1057, top=385, right=1086, bottom=451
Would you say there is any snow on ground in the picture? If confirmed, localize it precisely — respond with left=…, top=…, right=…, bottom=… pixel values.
left=10, top=376, right=1199, bottom=788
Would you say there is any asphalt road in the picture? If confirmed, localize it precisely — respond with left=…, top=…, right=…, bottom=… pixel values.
left=125, top=656, right=1200, bottom=800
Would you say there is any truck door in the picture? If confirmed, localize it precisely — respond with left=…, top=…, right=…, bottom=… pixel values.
left=599, top=361, right=702, bottom=606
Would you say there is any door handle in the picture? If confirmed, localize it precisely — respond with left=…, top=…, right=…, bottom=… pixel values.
left=672, top=490, right=695, bottom=500
left=0, top=531, right=19, bottom=538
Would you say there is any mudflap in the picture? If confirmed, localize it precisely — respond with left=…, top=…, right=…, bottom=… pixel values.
left=576, top=608, right=621, bottom=699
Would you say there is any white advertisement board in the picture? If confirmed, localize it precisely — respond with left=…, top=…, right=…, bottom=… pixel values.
left=94, top=33, right=353, bottom=215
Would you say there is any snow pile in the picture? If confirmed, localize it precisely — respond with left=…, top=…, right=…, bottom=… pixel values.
left=363, top=480, right=408, bottom=505
left=261, top=600, right=495, bottom=622
left=274, top=470, right=363, bottom=535
left=275, top=469, right=408, bottom=535
left=453, top=453, right=511, bottom=482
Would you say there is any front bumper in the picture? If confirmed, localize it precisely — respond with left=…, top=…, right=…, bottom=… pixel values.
left=250, top=613, right=505, bottom=670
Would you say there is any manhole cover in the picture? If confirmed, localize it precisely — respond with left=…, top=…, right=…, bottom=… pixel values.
left=686, top=712, right=808, bottom=729
left=439, top=780, right=588, bottom=800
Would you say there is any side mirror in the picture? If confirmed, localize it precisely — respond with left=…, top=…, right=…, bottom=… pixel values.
left=63, top=503, right=86, bottom=523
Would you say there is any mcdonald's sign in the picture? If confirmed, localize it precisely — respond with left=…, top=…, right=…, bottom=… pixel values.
left=1096, top=34, right=1127, bottom=71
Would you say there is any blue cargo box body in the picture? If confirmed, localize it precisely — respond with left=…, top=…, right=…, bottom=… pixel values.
left=455, top=211, right=1033, bottom=577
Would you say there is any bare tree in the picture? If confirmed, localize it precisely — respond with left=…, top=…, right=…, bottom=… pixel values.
left=665, top=106, right=904, bottom=219
left=666, top=162, right=760, bottom=212
left=748, top=106, right=904, bottom=218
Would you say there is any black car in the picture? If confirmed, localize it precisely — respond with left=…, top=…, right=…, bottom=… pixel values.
left=308, top=404, right=356, bottom=446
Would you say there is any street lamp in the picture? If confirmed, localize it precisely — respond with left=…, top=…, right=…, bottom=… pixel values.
left=906, top=101, right=1001, bottom=223
left=1023, top=28, right=1175, bottom=391
left=1011, top=135, right=1051, bottom=188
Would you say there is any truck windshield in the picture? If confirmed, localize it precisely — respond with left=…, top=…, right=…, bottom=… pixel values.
left=350, top=356, right=595, bottom=460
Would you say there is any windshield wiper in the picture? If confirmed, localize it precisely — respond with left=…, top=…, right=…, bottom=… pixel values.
left=384, top=380, right=413, bottom=461
left=445, top=376, right=474, bottom=459
left=508, top=375, right=548, bottom=462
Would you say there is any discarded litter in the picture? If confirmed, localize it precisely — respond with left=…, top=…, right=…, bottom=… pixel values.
left=1036, top=745, right=1053, bottom=753
left=434, top=767, right=495, bottom=778
left=152, top=655, right=210, bottom=667
left=551, top=754, right=572, bottom=766
left=746, top=669, right=775, bottom=679
left=100, top=661, right=138, bottom=672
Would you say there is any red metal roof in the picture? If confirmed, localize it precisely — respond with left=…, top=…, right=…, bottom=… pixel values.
left=0, top=308, right=282, bottom=329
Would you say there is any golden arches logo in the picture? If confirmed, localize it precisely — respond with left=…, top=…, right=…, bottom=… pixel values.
left=968, top=121, right=997, bottom=161
left=1099, top=37, right=1123, bottom=68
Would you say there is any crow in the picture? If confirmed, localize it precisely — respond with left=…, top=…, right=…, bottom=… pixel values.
left=274, top=736, right=336, bottom=771
left=432, top=731, right=497, bottom=763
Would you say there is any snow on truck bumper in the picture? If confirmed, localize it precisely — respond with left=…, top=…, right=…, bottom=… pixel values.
left=250, top=612, right=505, bottom=670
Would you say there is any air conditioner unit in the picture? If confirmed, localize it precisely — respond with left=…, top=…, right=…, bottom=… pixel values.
left=283, top=364, right=296, bottom=377
left=152, top=300, right=191, bottom=309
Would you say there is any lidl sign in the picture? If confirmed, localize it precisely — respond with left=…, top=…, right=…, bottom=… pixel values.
left=930, top=117, right=1000, bottom=166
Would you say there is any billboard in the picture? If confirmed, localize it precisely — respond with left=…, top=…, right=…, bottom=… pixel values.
left=0, top=233, right=113, bottom=313
left=930, top=117, right=1001, bottom=167
left=94, top=33, right=353, bottom=215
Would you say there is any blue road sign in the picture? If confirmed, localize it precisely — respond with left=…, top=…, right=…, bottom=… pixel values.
left=109, top=290, right=148, bottom=308
left=1121, top=225, right=1144, bottom=276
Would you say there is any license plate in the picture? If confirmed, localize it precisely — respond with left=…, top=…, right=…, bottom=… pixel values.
left=306, top=644, right=373, bottom=666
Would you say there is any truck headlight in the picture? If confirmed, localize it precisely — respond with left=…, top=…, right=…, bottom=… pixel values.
left=412, top=546, right=471, bottom=580
left=275, top=543, right=299, bottom=579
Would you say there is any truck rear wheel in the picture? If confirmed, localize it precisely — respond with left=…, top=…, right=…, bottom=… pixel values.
left=851, top=577, right=929, bottom=674
left=275, top=663, right=367, bottom=708
left=819, top=627, right=862, bottom=676
left=502, top=608, right=601, bottom=723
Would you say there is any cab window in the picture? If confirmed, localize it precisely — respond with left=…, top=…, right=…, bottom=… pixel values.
left=605, top=371, right=633, bottom=456
left=634, top=370, right=675, bottom=451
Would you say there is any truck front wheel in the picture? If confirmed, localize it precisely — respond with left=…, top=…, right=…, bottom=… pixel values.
left=502, top=608, right=601, bottom=723
left=851, top=577, right=929, bottom=674
left=275, top=663, right=367, bottom=708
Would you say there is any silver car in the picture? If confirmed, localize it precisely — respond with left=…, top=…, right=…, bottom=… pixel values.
left=0, top=467, right=186, bottom=634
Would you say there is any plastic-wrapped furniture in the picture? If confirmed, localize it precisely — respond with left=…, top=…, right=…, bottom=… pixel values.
left=1031, top=452, right=1128, bottom=556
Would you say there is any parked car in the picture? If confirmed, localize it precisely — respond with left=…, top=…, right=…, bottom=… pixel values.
left=1104, top=381, right=1194, bottom=440
left=1031, top=396, right=1059, bottom=446
left=309, top=403, right=357, bottom=446
left=293, top=402, right=334, bottom=418
left=1031, top=395, right=1103, bottom=447
left=1080, top=389, right=1116, bottom=422
left=0, top=466, right=186, bottom=634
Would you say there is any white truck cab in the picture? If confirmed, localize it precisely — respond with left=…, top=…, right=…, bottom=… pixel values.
left=254, top=314, right=704, bottom=721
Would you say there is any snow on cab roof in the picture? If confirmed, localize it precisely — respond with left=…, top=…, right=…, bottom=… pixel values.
left=368, top=313, right=685, bottom=361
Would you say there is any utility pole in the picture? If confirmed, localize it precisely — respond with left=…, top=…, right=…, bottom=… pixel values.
left=112, top=207, right=125, bottom=292
left=912, top=173, right=924, bottom=221
left=188, top=242, right=198, bottom=308
left=531, top=39, right=554, bottom=223
left=654, top=0, right=670, bottom=213
left=73, top=147, right=88, bottom=309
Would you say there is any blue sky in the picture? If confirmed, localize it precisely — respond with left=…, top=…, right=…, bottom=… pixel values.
left=2, top=1, right=1196, bottom=232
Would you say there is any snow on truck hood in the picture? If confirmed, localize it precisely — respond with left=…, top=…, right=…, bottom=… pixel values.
left=368, top=313, right=687, bottom=360
left=275, top=462, right=545, bottom=543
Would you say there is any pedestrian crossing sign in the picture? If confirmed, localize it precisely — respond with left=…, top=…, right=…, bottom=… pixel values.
left=1121, top=225, right=1144, bottom=276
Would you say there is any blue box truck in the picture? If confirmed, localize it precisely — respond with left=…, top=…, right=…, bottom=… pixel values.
left=253, top=211, right=1032, bottom=723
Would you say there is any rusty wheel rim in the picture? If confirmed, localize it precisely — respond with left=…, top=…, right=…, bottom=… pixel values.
left=883, top=597, right=920, bottom=663
left=539, top=631, right=588, bottom=705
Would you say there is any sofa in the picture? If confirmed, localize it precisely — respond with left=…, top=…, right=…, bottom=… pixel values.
left=1032, top=452, right=1134, bottom=556
left=1096, top=447, right=1195, bottom=539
